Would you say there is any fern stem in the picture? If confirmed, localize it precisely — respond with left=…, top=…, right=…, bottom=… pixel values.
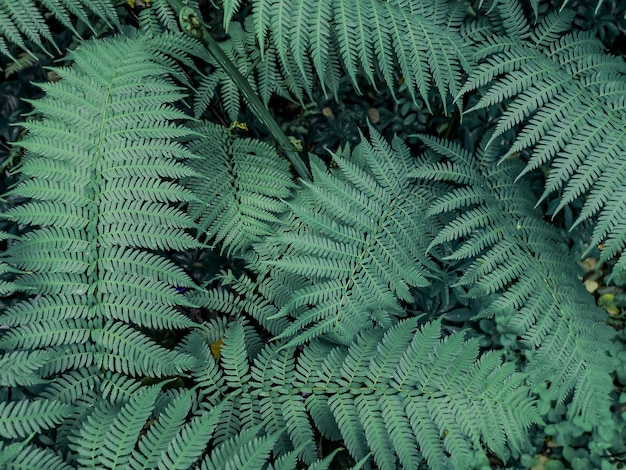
left=174, top=1, right=312, bottom=181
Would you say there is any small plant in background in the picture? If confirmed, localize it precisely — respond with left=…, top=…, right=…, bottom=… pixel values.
left=0, top=0, right=625, bottom=468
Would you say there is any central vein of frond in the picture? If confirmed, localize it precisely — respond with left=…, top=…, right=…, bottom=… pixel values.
left=92, top=52, right=120, bottom=310
left=335, top=196, right=397, bottom=331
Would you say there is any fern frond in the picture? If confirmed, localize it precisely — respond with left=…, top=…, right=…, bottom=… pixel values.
left=0, top=33, right=202, bottom=391
left=186, top=121, right=295, bottom=255
left=460, top=6, right=626, bottom=272
left=288, top=319, right=538, bottom=469
left=94, top=321, right=195, bottom=377
left=0, top=440, right=72, bottom=470
left=190, top=273, right=291, bottom=336
left=191, top=24, right=262, bottom=120
left=156, top=400, right=227, bottom=470
left=411, top=135, right=616, bottom=425
left=0, top=350, right=50, bottom=387
left=224, top=0, right=472, bottom=104
left=98, top=385, right=162, bottom=469
left=280, top=393, right=317, bottom=464
left=199, top=424, right=280, bottom=470
left=0, top=399, right=71, bottom=439
left=0, top=0, right=119, bottom=57
left=221, top=320, right=252, bottom=388
left=130, top=392, right=191, bottom=466
left=70, top=399, right=118, bottom=468
left=250, top=125, right=438, bottom=346
left=0, top=318, right=93, bottom=350
left=99, top=373, right=143, bottom=405
left=39, top=367, right=101, bottom=405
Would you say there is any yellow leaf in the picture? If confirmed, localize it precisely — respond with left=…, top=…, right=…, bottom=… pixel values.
left=210, top=338, right=224, bottom=360
left=584, top=279, right=599, bottom=293
left=229, top=121, right=249, bottom=131
left=126, top=0, right=152, bottom=7
left=598, top=293, right=620, bottom=315
left=531, top=455, right=550, bottom=470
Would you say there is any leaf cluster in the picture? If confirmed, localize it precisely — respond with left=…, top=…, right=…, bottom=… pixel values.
left=0, top=0, right=624, bottom=469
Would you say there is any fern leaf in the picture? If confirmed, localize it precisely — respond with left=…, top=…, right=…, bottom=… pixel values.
left=306, top=449, right=342, bottom=470
left=191, top=274, right=291, bottom=337
left=200, top=424, right=279, bottom=470
left=412, top=135, right=616, bottom=425
left=98, top=385, right=162, bottom=469
left=70, top=399, right=118, bottom=468
left=232, top=318, right=537, bottom=469
left=99, top=373, right=143, bottom=405
left=355, top=394, right=396, bottom=470
left=222, top=0, right=245, bottom=30
left=157, top=401, right=227, bottom=470
left=94, top=321, right=195, bottom=377
left=280, top=394, right=317, bottom=464
left=460, top=7, right=626, bottom=273
left=130, top=389, right=194, bottom=469
left=338, top=321, right=536, bottom=468
left=0, top=350, right=51, bottom=387
left=1, top=33, right=202, bottom=389
left=250, top=0, right=471, bottom=104
left=186, top=121, right=295, bottom=255
left=252, top=125, right=438, bottom=346
left=40, top=367, right=101, bottom=405
left=0, top=0, right=119, bottom=56
left=0, top=318, right=93, bottom=350
left=379, top=393, right=420, bottom=469
left=221, top=319, right=252, bottom=388
left=0, top=441, right=72, bottom=470
left=0, top=399, right=71, bottom=439
left=178, top=332, right=228, bottom=404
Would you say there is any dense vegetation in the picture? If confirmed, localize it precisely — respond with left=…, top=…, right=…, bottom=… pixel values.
left=1, top=0, right=625, bottom=468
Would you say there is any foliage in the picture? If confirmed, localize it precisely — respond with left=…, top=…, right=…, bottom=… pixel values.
left=0, top=0, right=625, bottom=468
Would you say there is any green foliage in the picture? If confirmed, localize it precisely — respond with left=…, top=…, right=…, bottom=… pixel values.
left=0, top=0, right=624, bottom=469
left=224, top=0, right=472, bottom=106
left=460, top=1, right=626, bottom=272
left=411, top=134, right=616, bottom=423
left=244, top=126, right=441, bottom=346
left=185, top=120, right=296, bottom=255
left=0, top=0, right=119, bottom=58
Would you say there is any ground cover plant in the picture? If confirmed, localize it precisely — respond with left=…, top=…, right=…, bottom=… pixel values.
left=0, top=0, right=625, bottom=468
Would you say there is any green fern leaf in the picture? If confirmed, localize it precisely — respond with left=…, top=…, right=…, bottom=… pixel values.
left=355, top=394, right=396, bottom=470
left=186, top=121, right=295, bottom=255
left=99, top=373, right=143, bottom=405
left=280, top=394, right=317, bottom=464
left=251, top=125, right=438, bottom=346
left=222, top=0, right=246, bottom=30
left=130, top=389, right=194, bottom=469
left=70, top=399, right=118, bottom=468
left=0, top=350, right=51, bottom=387
left=0, top=441, right=73, bottom=470
left=411, top=135, right=616, bottom=425
left=40, top=367, right=101, bottom=405
left=460, top=5, right=626, bottom=273
left=156, top=400, right=227, bottom=470
left=94, top=321, right=195, bottom=377
left=0, top=0, right=119, bottom=57
left=0, top=319, right=93, bottom=350
left=0, top=399, right=71, bottom=439
left=199, top=424, right=279, bottom=470
left=249, top=0, right=471, bottom=104
left=98, top=385, right=162, bottom=469
left=305, top=449, right=342, bottom=470
left=221, top=319, right=252, bottom=388
left=1, top=33, right=202, bottom=390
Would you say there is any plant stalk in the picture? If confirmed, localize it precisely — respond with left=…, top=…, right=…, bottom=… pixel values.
left=173, top=1, right=312, bottom=180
